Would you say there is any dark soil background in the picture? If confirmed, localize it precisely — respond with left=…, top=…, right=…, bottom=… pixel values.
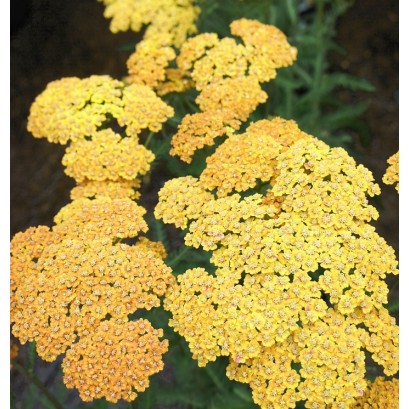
left=10, top=0, right=398, bottom=407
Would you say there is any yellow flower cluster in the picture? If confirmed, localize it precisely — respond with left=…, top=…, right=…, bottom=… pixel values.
left=156, top=117, right=399, bottom=408
left=98, top=0, right=200, bottom=47
left=70, top=179, right=142, bottom=200
left=62, top=129, right=154, bottom=183
left=200, top=118, right=310, bottom=196
left=348, top=377, right=398, bottom=409
left=383, top=151, right=399, bottom=192
left=126, top=35, right=176, bottom=88
left=27, top=74, right=174, bottom=199
left=27, top=75, right=173, bottom=144
left=167, top=19, right=297, bottom=162
left=10, top=198, right=174, bottom=399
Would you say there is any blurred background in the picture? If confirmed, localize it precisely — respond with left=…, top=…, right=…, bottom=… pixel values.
left=10, top=0, right=398, bottom=408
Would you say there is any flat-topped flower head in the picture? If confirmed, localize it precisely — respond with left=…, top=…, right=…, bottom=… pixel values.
left=62, top=319, right=168, bottom=402
left=27, top=76, right=174, bottom=144
left=11, top=222, right=173, bottom=362
left=62, top=129, right=154, bottom=183
left=168, top=20, right=297, bottom=163
left=383, top=151, right=399, bottom=192
left=188, top=38, right=248, bottom=90
left=98, top=0, right=200, bottom=47
left=169, top=110, right=238, bottom=163
left=70, top=179, right=142, bottom=200
left=126, top=35, right=176, bottom=89
left=195, top=76, right=268, bottom=122
left=200, top=117, right=310, bottom=196
left=230, top=18, right=297, bottom=82
left=53, top=197, right=148, bottom=240
left=156, top=118, right=399, bottom=408
left=348, top=377, right=398, bottom=409
left=154, top=176, right=214, bottom=229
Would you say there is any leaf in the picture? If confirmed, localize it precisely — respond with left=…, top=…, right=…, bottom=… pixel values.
left=321, top=72, right=376, bottom=94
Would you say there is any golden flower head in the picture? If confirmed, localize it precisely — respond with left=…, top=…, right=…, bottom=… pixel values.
left=169, top=20, right=297, bottom=162
left=126, top=35, right=176, bottom=88
left=62, top=319, right=168, bottom=402
left=195, top=76, right=268, bottom=122
left=11, top=204, right=173, bottom=363
left=169, top=110, right=238, bottom=163
left=230, top=18, right=298, bottom=82
left=382, top=151, right=399, bottom=192
left=62, top=129, right=155, bottom=183
left=53, top=197, right=148, bottom=240
left=199, top=117, right=310, bottom=196
left=98, top=0, right=200, bottom=47
left=27, top=76, right=174, bottom=144
left=157, top=118, right=399, bottom=408
left=70, top=179, right=142, bottom=201
left=348, top=376, right=398, bottom=409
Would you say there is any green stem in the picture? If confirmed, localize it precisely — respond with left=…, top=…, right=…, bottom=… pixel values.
left=144, top=131, right=155, bottom=148
left=13, top=363, right=65, bottom=409
left=167, top=246, right=191, bottom=268
left=204, top=364, right=225, bottom=393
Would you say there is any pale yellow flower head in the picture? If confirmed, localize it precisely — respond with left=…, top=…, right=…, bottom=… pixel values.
left=27, top=76, right=174, bottom=144
left=383, top=151, right=399, bottom=192
left=62, top=129, right=155, bottom=183
left=98, top=0, right=200, bottom=47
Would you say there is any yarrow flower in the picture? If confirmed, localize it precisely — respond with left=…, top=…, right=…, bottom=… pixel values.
left=166, top=19, right=297, bottom=162
left=383, top=151, right=399, bottom=192
left=12, top=72, right=178, bottom=402
left=63, top=319, right=168, bottom=402
left=62, top=129, right=154, bottom=183
left=347, top=377, right=398, bottom=408
left=69, top=179, right=142, bottom=200
left=97, top=0, right=200, bottom=47
left=27, top=75, right=174, bottom=144
left=27, top=74, right=174, bottom=199
left=155, top=117, right=399, bottom=408
left=10, top=197, right=174, bottom=400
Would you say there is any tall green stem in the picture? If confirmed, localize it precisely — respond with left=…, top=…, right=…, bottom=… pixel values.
left=13, top=363, right=65, bottom=409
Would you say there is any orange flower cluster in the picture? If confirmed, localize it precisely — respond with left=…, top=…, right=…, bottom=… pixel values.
left=10, top=195, right=174, bottom=401
left=166, top=19, right=297, bottom=162
left=97, top=0, right=200, bottom=47
left=383, top=151, right=399, bottom=192
left=63, top=320, right=168, bottom=402
left=155, top=117, right=399, bottom=408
